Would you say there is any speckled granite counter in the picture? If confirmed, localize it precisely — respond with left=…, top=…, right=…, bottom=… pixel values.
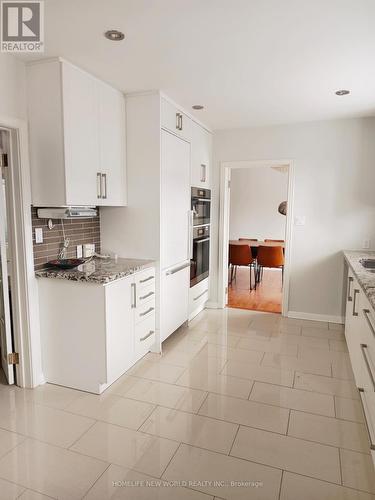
left=35, top=257, right=155, bottom=284
left=343, top=250, right=375, bottom=310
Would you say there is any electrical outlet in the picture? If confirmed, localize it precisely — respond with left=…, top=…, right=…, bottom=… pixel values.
left=35, top=227, right=43, bottom=243
left=76, top=245, right=83, bottom=258
left=363, top=239, right=371, bottom=249
left=83, top=243, right=95, bottom=258
left=294, top=216, right=306, bottom=226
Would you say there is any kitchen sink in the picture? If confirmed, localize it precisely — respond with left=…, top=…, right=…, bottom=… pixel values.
left=360, top=258, right=375, bottom=269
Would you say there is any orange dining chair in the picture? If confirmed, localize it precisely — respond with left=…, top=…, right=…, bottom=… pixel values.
left=229, top=244, right=256, bottom=290
left=256, top=245, right=284, bottom=286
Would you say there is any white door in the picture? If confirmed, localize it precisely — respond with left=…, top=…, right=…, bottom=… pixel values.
left=161, top=263, right=190, bottom=342
left=161, top=130, right=191, bottom=269
left=0, top=159, right=14, bottom=384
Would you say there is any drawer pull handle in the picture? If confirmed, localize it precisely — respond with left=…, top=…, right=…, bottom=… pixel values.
left=140, top=330, right=154, bottom=342
left=166, top=262, right=190, bottom=275
left=360, top=343, right=375, bottom=391
left=347, top=276, right=353, bottom=301
left=140, top=276, right=154, bottom=284
left=352, top=289, right=360, bottom=316
left=131, top=283, right=136, bottom=309
left=140, top=307, right=154, bottom=317
left=193, top=289, right=208, bottom=301
left=140, top=291, right=155, bottom=300
left=363, top=309, right=375, bottom=338
left=358, top=388, right=375, bottom=450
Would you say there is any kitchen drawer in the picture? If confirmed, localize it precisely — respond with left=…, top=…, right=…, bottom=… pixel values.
left=136, top=282, right=155, bottom=306
left=359, top=298, right=375, bottom=394
left=135, top=315, right=156, bottom=358
left=189, top=278, right=209, bottom=318
left=135, top=268, right=156, bottom=289
left=134, top=297, right=155, bottom=324
left=358, top=388, right=375, bottom=456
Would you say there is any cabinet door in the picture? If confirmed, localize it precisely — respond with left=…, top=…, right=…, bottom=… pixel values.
left=161, top=98, right=192, bottom=142
left=105, top=277, right=135, bottom=384
left=191, top=121, right=211, bottom=188
left=161, top=264, right=190, bottom=342
left=98, top=82, right=126, bottom=206
left=344, top=270, right=363, bottom=385
left=161, top=130, right=191, bottom=269
left=62, top=62, right=100, bottom=206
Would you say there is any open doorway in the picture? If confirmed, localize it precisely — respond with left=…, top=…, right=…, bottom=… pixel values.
left=218, top=160, right=294, bottom=316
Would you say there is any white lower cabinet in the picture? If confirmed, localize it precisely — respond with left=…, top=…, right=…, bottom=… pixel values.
left=161, top=262, right=190, bottom=342
left=38, top=267, right=155, bottom=394
left=189, top=277, right=209, bottom=321
left=344, top=267, right=375, bottom=464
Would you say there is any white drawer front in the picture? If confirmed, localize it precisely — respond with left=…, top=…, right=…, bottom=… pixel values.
left=135, top=268, right=156, bottom=289
left=135, top=297, right=155, bottom=324
left=135, top=316, right=156, bottom=358
left=136, top=282, right=155, bottom=305
left=189, top=279, right=209, bottom=314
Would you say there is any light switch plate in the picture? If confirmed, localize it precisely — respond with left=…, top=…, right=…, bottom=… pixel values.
left=76, top=245, right=83, bottom=258
left=83, top=243, right=95, bottom=257
left=294, top=216, right=306, bottom=226
left=363, top=239, right=371, bottom=249
left=35, top=227, right=43, bottom=243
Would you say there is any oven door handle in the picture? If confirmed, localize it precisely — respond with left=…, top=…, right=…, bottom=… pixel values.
left=196, top=238, right=210, bottom=244
left=193, top=198, right=211, bottom=203
left=189, top=210, right=194, bottom=260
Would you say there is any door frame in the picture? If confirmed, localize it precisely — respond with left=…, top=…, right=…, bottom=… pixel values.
left=0, top=116, right=42, bottom=388
left=218, top=159, right=295, bottom=316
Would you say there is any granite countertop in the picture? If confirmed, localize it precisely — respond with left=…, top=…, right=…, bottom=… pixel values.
left=35, top=257, right=155, bottom=284
left=343, top=250, right=375, bottom=310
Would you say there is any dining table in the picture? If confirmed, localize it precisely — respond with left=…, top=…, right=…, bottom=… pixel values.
left=229, top=239, right=285, bottom=248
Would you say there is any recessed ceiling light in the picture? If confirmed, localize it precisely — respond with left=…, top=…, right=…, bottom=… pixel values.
left=104, top=30, right=125, bottom=41
left=335, top=89, right=350, bottom=96
left=192, top=104, right=204, bottom=110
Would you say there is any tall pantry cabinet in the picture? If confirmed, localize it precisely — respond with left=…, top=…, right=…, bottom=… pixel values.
left=100, top=92, right=211, bottom=351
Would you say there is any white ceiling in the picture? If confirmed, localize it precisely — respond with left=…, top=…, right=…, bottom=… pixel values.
left=21, top=0, right=375, bottom=129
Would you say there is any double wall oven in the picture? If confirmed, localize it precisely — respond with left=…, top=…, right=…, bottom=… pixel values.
left=190, top=187, right=211, bottom=287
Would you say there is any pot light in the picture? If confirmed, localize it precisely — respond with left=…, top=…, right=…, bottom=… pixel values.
left=104, top=30, right=125, bottom=41
left=335, top=89, right=350, bottom=96
left=192, top=104, right=204, bottom=110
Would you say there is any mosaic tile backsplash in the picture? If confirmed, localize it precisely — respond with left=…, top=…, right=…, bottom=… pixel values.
left=31, top=206, right=101, bottom=270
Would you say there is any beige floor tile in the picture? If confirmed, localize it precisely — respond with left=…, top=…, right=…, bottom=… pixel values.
left=273, top=324, right=302, bottom=336
left=236, top=337, right=298, bottom=356
left=163, top=443, right=282, bottom=500
left=230, top=328, right=274, bottom=340
left=84, top=463, right=214, bottom=500
left=329, top=340, right=349, bottom=352
left=110, top=375, right=207, bottom=413
left=0, top=401, right=94, bottom=448
left=341, top=449, right=375, bottom=494
left=0, top=428, right=25, bottom=459
left=175, top=367, right=253, bottom=399
left=301, top=327, right=344, bottom=340
left=262, top=352, right=332, bottom=376
left=230, top=426, right=341, bottom=484
left=207, top=345, right=264, bottom=364
left=71, top=421, right=179, bottom=478
left=288, top=410, right=370, bottom=453
left=281, top=471, right=374, bottom=500
left=222, top=360, right=294, bottom=387
left=329, top=323, right=345, bottom=332
left=270, top=332, right=330, bottom=350
left=140, top=406, right=238, bottom=454
left=187, top=331, right=242, bottom=348
left=293, top=319, right=329, bottom=329
left=65, top=392, right=155, bottom=430
left=198, top=392, right=289, bottom=434
left=294, top=372, right=360, bottom=399
left=19, top=490, right=55, bottom=499
left=0, top=477, right=25, bottom=499
left=332, top=358, right=355, bottom=380
left=250, top=382, right=335, bottom=417
left=335, top=396, right=365, bottom=422
left=298, top=345, right=350, bottom=363
left=127, top=359, right=186, bottom=383
left=0, top=438, right=108, bottom=500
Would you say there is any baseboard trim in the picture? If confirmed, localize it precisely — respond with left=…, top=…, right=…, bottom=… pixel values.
left=288, top=311, right=345, bottom=324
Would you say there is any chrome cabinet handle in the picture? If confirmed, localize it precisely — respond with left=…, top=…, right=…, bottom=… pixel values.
left=139, top=275, right=154, bottom=284
left=131, top=283, right=136, bottom=309
left=347, top=276, right=353, bottom=301
left=102, top=174, right=107, bottom=199
left=179, top=113, right=183, bottom=130
left=363, top=309, right=375, bottom=338
left=97, top=173, right=102, bottom=199
left=358, top=389, right=375, bottom=450
left=352, top=289, right=360, bottom=316
left=140, top=306, right=154, bottom=317
left=201, top=164, right=206, bottom=183
left=139, top=291, right=154, bottom=300
left=176, top=112, right=180, bottom=130
left=166, top=262, right=190, bottom=275
left=360, top=343, right=375, bottom=391
left=193, top=289, right=208, bottom=301
left=140, top=330, right=154, bottom=342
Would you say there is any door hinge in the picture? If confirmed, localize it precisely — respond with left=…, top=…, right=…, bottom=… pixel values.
left=8, top=352, right=19, bottom=365
left=0, top=153, right=8, bottom=168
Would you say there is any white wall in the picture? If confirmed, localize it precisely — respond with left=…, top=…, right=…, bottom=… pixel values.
left=211, top=118, right=375, bottom=321
left=229, top=167, right=287, bottom=241
left=0, top=54, right=27, bottom=119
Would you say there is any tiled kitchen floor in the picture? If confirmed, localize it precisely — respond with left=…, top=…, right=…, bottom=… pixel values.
left=0, top=308, right=374, bottom=499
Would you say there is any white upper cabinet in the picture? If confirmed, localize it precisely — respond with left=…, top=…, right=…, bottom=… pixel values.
left=191, top=120, right=212, bottom=188
left=161, top=97, right=192, bottom=142
left=27, top=59, right=126, bottom=207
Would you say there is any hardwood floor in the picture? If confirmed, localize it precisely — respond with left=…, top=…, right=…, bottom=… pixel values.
left=227, top=266, right=282, bottom=313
